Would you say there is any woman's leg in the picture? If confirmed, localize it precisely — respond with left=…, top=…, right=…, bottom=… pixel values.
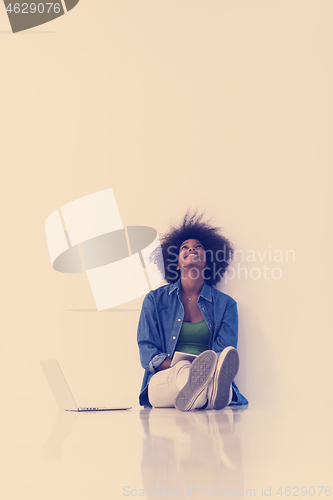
left=206, top=347, right=239, bottom=410
left=175, top=351, right=218, bottom=411
left=148, top=347, right=237, bottom=410
left=148, top=360, right=191, bottom=408
left=148, top=359, right=210, bottom=409
left=175, top=347, right=238, bottom=411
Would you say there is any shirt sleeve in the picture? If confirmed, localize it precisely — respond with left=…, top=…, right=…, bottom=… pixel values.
left=212, top=298, right=249, bottom=405
left=211, top=301, right=239, bottom=354
left=137, top=292, right=168, bottom=374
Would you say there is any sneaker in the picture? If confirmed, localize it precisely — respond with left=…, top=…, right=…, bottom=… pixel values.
left=175, top=350, right=217, bottom=411
left=208, top=347, right=239, bottom=410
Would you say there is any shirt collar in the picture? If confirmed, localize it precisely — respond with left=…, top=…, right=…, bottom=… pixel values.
left=169, top=278, right=212, bottom=302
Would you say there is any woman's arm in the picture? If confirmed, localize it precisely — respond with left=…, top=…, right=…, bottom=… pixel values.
left=156, top=358, right=172, bottom=371
left=211, top=301, right=239, bottom=354
left=212, top=299, right=249, bottom=405
left=137, top=293, right=170, bottom=374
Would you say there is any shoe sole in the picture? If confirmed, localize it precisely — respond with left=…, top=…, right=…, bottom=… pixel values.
left=210, top=347, right=239, bottom=410
left=175, top=350, right=217, bottom=412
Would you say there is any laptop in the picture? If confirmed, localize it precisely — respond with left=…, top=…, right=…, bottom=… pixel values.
left=171, top=351, right=197, bottom=367
left=40, top=359, right=131, bottom=412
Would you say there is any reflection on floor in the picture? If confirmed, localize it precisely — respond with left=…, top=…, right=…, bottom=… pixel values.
left=1, top=403, right=332, bottom=500
left=140, top=407, right=245, bottom=496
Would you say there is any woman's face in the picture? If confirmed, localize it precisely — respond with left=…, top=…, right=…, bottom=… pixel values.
left=177, top=238, right=206, bottom=270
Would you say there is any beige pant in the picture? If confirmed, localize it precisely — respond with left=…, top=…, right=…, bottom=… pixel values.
left=148, top=360, right=232, bottom=409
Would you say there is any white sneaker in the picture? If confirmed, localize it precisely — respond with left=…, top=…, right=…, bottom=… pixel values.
left=208, top=347, right=239, bottom=410
left=175, top=350, right=217, bottom=412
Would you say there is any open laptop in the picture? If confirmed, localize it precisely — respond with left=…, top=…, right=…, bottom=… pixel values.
left=40, top=359, right=131, bottom=412
left=171, top=351, right=197, bottom=367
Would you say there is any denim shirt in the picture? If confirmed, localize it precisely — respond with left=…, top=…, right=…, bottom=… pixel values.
left=137, top=279, right=248, bottom=407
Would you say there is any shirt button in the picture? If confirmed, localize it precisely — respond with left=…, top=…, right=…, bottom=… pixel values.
left=173, top=336, right=176, bottom=339
left=202, top=308, right=205, bottom=311
left=178, top=318, right=181, bottom=321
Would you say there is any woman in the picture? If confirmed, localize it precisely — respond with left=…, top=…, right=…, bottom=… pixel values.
left=137, top=212, right=248, bottom=411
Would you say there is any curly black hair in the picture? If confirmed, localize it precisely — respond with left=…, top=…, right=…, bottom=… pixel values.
left=151, top=211, right=234, bottom=287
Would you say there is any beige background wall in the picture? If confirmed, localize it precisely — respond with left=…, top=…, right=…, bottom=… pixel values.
left=1, top=0, right=332, bottom=419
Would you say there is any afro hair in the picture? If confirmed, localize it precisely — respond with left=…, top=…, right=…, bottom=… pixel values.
left=151, top=211, right=234, bottom=287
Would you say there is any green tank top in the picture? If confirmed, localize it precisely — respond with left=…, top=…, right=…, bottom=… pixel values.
left=174, top=319, right=211, bottom=355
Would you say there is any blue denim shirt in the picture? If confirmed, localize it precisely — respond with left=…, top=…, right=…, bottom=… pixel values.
left=137, top=279, right=248, bottom=407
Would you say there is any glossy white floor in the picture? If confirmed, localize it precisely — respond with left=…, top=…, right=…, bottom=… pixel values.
left=2, top=399, right=332, bottom=500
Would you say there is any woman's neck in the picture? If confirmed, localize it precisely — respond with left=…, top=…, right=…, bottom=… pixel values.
left=180, top=273, right=204, bottom=296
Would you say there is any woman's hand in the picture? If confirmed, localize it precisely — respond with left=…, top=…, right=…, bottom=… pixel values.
left=156, top=358, right=172, bottom=371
